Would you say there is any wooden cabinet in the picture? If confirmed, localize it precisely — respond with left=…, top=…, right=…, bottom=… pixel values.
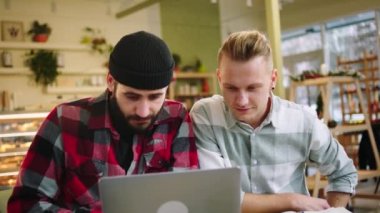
left=0, top=112, right=47, bottom=189
left=290, top=76, right=380, bottom=200
left=169, top=72, right=217, bottom=109
left=337, top=53, right=380, bottom=124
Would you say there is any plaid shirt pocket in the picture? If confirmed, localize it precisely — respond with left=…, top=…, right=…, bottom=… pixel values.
left=65, top=159, right=106, bottom=205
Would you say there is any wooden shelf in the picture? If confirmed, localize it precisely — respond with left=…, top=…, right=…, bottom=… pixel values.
left=337, top=52, right=380, bottom=124
left=169, top=72, right=217, bottom=109
left=0, top=112, right=48, bottom=121
left=331, top=124, right=368, bottom=135
left=290, top=75, right=380, bottom=200
left=59, top=69, right=107, bottom=75
left=0, top=171, right=18, bottom=177
left=0, top=68, right=31, bottom=75
left=338, top=55, right=377, bottom=64
left=175, top=72, right=215, bottom=79
left=0, top=41, right=88, bottom=51
left=290, top=76, right=358, bottom=87
left=46, top=86, right=105, bottom=94
left=174, top=92, right=213, bottom=97
left=0, top=131, right=36, bottom=138
left=290, top=77, right=375, bottom=139
left=0, top=151, right=27, bottom=158
left=0, top=68, right=107, bottom=75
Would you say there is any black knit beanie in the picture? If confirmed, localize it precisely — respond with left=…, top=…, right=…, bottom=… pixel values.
left=109, top=31, right=174, bottom=90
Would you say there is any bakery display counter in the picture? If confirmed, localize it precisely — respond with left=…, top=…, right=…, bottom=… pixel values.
left=0, top=112, right=48, bottom=188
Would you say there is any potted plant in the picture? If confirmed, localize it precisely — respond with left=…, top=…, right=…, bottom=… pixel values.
left=26, top=50, right=59, bottom=86
left=80, top=27, right=113, bottom=59
left=27, top=21, right=52, bottom=42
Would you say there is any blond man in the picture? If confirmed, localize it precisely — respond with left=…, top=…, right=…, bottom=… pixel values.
left=190, top=30, right=357, bottom=212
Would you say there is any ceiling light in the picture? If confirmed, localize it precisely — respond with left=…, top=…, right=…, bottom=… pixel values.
left=246, top=0, right=252, bottom=7
left=4, top=0, right=10, bottom=9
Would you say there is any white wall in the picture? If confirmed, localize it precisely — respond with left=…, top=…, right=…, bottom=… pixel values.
left=1, top=0, right=161, bottom=43
left=218, top=0, right=266, bottom=42
left=0, top=0, right=161, bottom=111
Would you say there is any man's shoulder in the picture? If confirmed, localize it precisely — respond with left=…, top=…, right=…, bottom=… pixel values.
left=61, top=97, right=95, bottom=106
left=160, top=99, right=188, bottom=119
left=163, top=99, right=187, bottom=111
left=55, top=97, right=96, bottom=112
left=190, top=95, right=230, bottom=127
left=52, top=95, right=104, bottom=123
left=191, top=95, right=224, bottom=112
left=274, top=96, right=318, bottom=118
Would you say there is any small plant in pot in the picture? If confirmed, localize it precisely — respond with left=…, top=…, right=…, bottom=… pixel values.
left=80, top=27, right=113, bottom=66
left=26, top=50, right=60, bottom=86
left=27, top=21, right=52, bottom=42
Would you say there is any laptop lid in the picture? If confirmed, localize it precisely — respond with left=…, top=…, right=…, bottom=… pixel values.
left=99, top=167, right=241, bottom=213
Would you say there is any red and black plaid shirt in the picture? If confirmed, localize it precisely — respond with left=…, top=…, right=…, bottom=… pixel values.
left=8, top=91, right=199, bottom=213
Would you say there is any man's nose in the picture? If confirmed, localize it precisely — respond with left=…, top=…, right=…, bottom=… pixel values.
left=135, top=100, right=150, bottom=117
left=236, top=92, right=249, bottom=107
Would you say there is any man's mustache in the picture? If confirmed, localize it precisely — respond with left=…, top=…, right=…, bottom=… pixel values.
left=126, top=115, right=154, bottom=121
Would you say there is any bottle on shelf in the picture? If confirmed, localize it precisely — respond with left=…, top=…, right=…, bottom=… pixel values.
left=1, top=51, right=13, bottom=67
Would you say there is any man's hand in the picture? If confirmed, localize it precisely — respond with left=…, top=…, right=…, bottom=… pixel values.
left=242, top=192, right=331, bottom=213
left=288, top=193, right=331, bottom=211
left=326, top=192, right=351, bottom=207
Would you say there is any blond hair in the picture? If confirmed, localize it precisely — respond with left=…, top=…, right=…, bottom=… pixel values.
left=217, top=30, right=273, bottom=69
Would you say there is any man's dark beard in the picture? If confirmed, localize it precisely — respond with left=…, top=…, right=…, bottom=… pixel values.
left=109, top=95, right=155, bottom=135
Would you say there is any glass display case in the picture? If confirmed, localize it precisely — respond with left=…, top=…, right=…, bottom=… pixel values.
left=0, top=112, right=47, bottom=189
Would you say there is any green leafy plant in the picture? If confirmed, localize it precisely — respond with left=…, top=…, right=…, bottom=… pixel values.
left=80, top=27, right=113, bottom=56
left=27, top=21, right=52, bottom=36
left=290, top=70, right=364, bottom=82
left=26, top=50, right=59, bottom=86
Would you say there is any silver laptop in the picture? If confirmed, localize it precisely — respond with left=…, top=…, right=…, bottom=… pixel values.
left=99, top=168, right=241, bottom=213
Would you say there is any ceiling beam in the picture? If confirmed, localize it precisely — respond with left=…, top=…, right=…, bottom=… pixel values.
left=116, top=0, right=162, bottom=19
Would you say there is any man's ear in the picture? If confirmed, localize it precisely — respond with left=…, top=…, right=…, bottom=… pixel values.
left=216, top=68, right=222, bottom=90
left=271, top=69, right=278, bottom=89
left=106, top=73, right=115, bottom=92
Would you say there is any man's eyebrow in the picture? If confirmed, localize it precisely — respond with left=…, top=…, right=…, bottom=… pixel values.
left=123, top=91, right=141, bottom=96
left=122, top=91, right=164, bottom=97
left=148, top=92, right=165, bottom=97
left=222, top=82, right=263, bottom=87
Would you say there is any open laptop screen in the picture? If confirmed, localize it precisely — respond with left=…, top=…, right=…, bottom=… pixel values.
left=99, top=167, right=241, bottom=213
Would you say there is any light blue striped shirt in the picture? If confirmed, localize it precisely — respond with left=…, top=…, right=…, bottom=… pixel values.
left=190, top=94, right=357, bottom=199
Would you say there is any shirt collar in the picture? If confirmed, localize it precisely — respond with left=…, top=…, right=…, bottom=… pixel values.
left=266, top=93, right=280, bottom=129
left=152, top=102, right=172, bottom=125
left=224, top=101, right=239, bottom=129
left=87, top=90, right=113, bottom=130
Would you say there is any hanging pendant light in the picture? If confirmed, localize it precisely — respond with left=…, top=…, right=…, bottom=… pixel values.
left=107, top=0, right=112, bottom=15
left=4, top=0, right=10, bottom=9
left=51, top=0, right=57, bottom=13
left=246, top=0, right=252, bottom=7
